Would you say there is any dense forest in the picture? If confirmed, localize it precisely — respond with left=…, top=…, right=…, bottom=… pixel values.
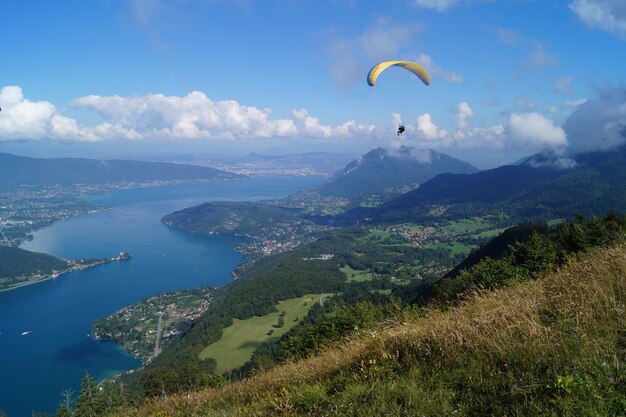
left=0, top=246, right=68, bottom=280
left=163, top=202, right=303, bottom=236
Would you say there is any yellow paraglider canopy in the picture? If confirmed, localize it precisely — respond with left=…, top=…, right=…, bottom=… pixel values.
left=367, top=60, right=430, bottom=87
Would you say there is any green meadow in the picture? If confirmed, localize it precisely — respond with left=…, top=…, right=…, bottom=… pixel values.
left=199, top=294, right=320, bottom=374
left=340, top=265, right=377, bottom=282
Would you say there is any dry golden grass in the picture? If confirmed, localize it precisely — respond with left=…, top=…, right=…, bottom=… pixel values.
left=114, top=244, right=626, bottom=417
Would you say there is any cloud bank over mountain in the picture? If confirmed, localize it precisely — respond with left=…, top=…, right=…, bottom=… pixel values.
left=2, top=85, right=625, bottom=158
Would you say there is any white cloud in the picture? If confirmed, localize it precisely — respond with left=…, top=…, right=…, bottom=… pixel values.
left=364, top=91, right=626, bottom=156
left=49, top=114, right=100, bottom=142
left=72, top=91, right=301, bottom=141
left=563, top=86, right=626, bottom=154
left=0, top=86, right=380, bottom=143
left=564, top=98, right=588, bottom=108
left=570, top=0, right=626, bottom=39
left=392, top=113, right=403, bottom=127
left=415, top=54, right=464, bottom=84
left=292, top=109, right=333, bottom=138
left=508, top=112, right=567, bottom=147
left=414, top=112, right=507, bottom=149
left=525, top=151, right=578, bottom=169
left=74, top=91, right=380, bottom=141
left=457, top=102, right=474, bottom=128
left=417, top=113, right=449, bottom=141
left=385, top=144, right=434, bottom=163
left=453, top=102, right=504, bottom=144
left=0, top=86, right=90, bottom=142
left=13, top=85, right=617, bottom=158
left=466, top=124, right=506, bottom=145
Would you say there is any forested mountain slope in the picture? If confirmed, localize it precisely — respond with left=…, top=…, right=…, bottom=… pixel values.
left=351, top=146, right=626, bottom=224
left=0, top=246, right=68, bottom=279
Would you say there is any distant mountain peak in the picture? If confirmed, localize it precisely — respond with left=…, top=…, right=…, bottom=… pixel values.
left=350, top=144, right=626, bottom=225
left=522, top=150, right=577, bottom=169
left=317, top=146, right=478, bottom=204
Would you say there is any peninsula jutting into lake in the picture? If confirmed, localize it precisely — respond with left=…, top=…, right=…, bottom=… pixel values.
left=1, top=176, right=323, bottom=417
left=0, top=248, right=133, bottom=292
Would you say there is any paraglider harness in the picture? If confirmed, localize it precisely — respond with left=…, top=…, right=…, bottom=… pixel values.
left=397, top=125, right=405, bottom=135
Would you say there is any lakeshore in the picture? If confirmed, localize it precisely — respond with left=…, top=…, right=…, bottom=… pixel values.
left=1, top=176, right=324, bottom=417
left=0, top=252, right=131, bottom=293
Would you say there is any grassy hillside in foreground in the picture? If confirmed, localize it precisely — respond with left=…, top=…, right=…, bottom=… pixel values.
left=112, top=244, right=625, bottom=417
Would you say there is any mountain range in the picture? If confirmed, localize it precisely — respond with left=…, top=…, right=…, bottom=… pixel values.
left=0, top=152, right=241, bottom=189
left=342, top=146, right=626, bottom=224
left=313, top=147, right=479, bottom=205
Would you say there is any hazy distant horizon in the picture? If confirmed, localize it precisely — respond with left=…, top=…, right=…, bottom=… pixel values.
left=0, top=139, right=531, bottom=170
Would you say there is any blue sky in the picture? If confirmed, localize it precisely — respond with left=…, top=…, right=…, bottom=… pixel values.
left=1, top=0, right=625, bottom=166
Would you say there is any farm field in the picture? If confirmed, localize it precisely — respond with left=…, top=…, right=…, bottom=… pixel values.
left=440, top=217, right=494, bottom=235
left=340, top=265, right=377, bottom=282
left=199, top=294, right=320, bottom=374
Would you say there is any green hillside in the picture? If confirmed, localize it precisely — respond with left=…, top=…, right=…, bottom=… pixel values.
left=111, top=234, right=625, bottom=417
left=58, top=214, right=626, bottom=417
left=199, top=294, right=319, bottom=374
left=0, top=246, right=68, bottom=288
left=163, top=202, right=302, bottom=236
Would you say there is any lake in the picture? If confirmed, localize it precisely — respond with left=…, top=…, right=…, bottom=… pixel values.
left=0, top=176, right=323, bottom=417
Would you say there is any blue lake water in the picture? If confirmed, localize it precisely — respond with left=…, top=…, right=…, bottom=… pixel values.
left=0, top=176, right=323, bottom=417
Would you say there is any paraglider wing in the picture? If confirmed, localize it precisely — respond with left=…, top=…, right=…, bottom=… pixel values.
left=367, top=60, right=430, bottom=87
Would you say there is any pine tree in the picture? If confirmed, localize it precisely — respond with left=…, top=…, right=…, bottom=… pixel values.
left=100, top=381, right=125, bottom=411
left=74, top=371, right=102, bottom=417
left=55, top=389, right=74, bottom=417
left=55, top=405, right=71, bottom=417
